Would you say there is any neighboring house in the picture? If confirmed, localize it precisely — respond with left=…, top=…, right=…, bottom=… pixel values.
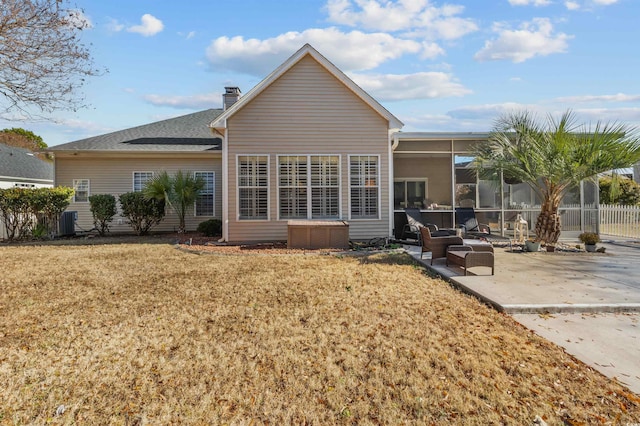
left=0, top=144, right=53, bottom=189
left=51, top=44, right=597, bottom=241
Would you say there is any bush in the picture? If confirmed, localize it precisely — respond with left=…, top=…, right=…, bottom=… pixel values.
left=0, top=186, right=73, bottom=240
left=119, top=192, right=165, bottom=236
left=578, top=232, right=600, bottom=245
left=599, top=176, right=640, bottom=205
left=197, top=218, right=222, bottom=237
left=89, top=194, right=116, bottom=236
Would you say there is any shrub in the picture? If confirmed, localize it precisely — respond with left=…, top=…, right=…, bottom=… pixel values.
left=0, top=186, right=73, bottom=240
left=599, top=176, right=640, bottom=205
left=89, top=194, right=116, bottom=236
left=197, top=218, right=222, bottom=237
left=578, top=232, right=600, bottom=245
left=119, top=192, right=165, bottom=236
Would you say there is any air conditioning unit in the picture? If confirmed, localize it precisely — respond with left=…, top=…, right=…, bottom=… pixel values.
left=59, top=211, right=77, bottom=236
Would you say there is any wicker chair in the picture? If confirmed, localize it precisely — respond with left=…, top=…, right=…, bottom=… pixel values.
left=420, top=226, right=463, bottom=264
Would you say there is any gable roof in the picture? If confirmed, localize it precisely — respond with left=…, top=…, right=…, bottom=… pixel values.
left=0, top=144, right=54, bottom=182
left=210, top=44, right=404, bottom=132
left=50, top=109, right=224, bottom=153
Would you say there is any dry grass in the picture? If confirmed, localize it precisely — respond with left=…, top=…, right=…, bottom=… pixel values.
left=1, top=243, right=639, bottom=425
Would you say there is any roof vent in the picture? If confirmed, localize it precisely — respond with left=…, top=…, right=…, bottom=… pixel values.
left=223, top=87, right=241, bottom=110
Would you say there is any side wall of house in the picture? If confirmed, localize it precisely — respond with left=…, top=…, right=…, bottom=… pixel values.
left=226, top=55, right=390, bottom=243
left=55, top=155, right=222, bottom=234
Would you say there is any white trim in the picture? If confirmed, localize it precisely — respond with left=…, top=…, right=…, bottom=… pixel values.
left=0, top=175, right=53, bottom=184
left=132, top=171, right=154, bottom=192
left=221, top=129, right=229, bottom=241
left=388, top=132, right=395, bottom=237
left=348, top=154, right=381, bottom=221
left=210, top=44, right=403, bottom=132
left=72, top=178, right=90, bottom=203
left=275, top=154, right=342, bottom=221
left=193, top=171, right=215, bottom=217
left=235, top=154, right=270, bottom=221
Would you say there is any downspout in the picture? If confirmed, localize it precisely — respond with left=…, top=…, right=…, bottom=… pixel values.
left=212, top=126, right=228, bottom=243
left=221, top=127, right=229, bottom=242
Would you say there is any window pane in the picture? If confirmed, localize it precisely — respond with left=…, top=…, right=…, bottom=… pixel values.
left=238, top=156, right=268, bottom=220
left=133, top=172, right=153, bottom=192
left=195, top=172, right=214, bottom=217
left=73, top=179, right=89, bottom=202
left=350, top=156, right=379, bottom=219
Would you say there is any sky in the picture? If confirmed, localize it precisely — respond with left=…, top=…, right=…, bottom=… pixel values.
left=2, top=0, right=639, bottom=147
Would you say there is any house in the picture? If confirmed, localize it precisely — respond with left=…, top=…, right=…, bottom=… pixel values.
left=51, top=44, right=402, bottom=241
left=0, top=144, right=53, bottom=189
left=51, top=44, right=597, bottom=242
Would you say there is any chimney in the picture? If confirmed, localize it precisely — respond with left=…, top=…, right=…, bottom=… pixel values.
left=223, top=86, right=241, bottom=110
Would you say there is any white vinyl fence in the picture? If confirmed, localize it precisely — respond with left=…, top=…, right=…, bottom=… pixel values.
left=599, top=204, right=640, bottom=239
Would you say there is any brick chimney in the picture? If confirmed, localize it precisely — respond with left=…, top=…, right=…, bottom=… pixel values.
left=223, top=87, right=241, bottom=110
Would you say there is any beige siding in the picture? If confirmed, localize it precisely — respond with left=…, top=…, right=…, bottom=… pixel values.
left=55, top=155, right=222, bottom=234
left=226, top=55, right=390, bottom=243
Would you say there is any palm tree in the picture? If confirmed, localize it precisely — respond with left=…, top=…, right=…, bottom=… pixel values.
left=473, top=110, right=640, bottom=245
left=143, top=170, right=205, bottom=233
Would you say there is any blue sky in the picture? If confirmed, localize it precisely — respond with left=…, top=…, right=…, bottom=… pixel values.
left=3, top=0, right=639, bottom=146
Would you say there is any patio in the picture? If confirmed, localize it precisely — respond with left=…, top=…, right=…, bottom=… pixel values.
left=405, top=239, right=640, bottom=393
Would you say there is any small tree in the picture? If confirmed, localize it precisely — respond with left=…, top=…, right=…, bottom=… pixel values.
left=119, top=192, right=165, bottom=236
left=143, top=170, right=205, bottom=233
left=474, top=110, right=640, bottom=245
left=89, top=194, right=116, bottom=236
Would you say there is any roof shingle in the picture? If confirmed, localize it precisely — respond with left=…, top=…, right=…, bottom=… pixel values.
left=50, top=109, right=224, bottom=152
left=0, top=144, right=54, bottom=181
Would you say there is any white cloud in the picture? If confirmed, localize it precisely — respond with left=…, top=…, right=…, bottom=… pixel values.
left=325, top=0, right=478, bottom=40
left=553, top=93, right=640, bottom=103
left=127, top=14, right=164, bottom=37
left=143, top=93, right=222, bottom=109
left=508, top=0, right=551, bottom=6
left=565, top=1, right=580, bottom=10
left=106, top=18, right=124, bottom=33
left=179, top=31, right=196, bottom=40
left=349, top=71, right=471, bottom=101
left=474, top=18, right=572, bottom=63
left=592, top=0, right=618, bottom=5
left=205, top=28, right=422, bottom=75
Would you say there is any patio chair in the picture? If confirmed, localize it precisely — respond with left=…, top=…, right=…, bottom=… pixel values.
left=402, top=208, right=438, bottom=241
left=455, top=207, right=510, bottom=244
left=419, top=226, right=463, bottom=264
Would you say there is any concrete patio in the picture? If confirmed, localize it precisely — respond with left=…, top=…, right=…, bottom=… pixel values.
left=404, top=239, right=640, bottom=394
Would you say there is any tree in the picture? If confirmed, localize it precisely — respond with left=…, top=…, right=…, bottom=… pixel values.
left=0, top=0, right=100, bottom=116
left=473, top=110, right=640, bottom=245
left=0, top=128, right=46, bottom=150
left=143, top=171, right=205, bottom=233
left=599, top=174, right=640, bottom=205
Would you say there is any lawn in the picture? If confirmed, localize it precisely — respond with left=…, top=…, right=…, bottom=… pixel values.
left=1, top=242, right=639, bottom=424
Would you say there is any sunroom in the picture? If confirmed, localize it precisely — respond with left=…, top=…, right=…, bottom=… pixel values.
left=391, top=133, right=599, bottom=240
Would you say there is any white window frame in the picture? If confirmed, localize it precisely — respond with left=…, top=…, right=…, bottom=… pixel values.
left=237, top=155, right=270, bottom=221
left=349, top=155, right=381, bottom=220
left=277, top=154, right=341, bottom=220
left=133, top=171, right=154, bottom=192
left=194, top=171, right=215, bottom=217
left=394, top=178, right=429, bottom=210
left=72, top=179, right=90, bottom=203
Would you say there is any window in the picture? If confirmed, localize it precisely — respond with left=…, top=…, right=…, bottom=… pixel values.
left=73, top=179, right=90, bottom=202
left=238, top=155, right=269, bottom=220
left=133, top=171, right=154, bottom=192
left=350, top=155, right=379, bottom=219
left=278, top=155, right=340, bottom=219
left=194, top=172, right=215, bottom=217
left=394, top=179, right=428, bottom=209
